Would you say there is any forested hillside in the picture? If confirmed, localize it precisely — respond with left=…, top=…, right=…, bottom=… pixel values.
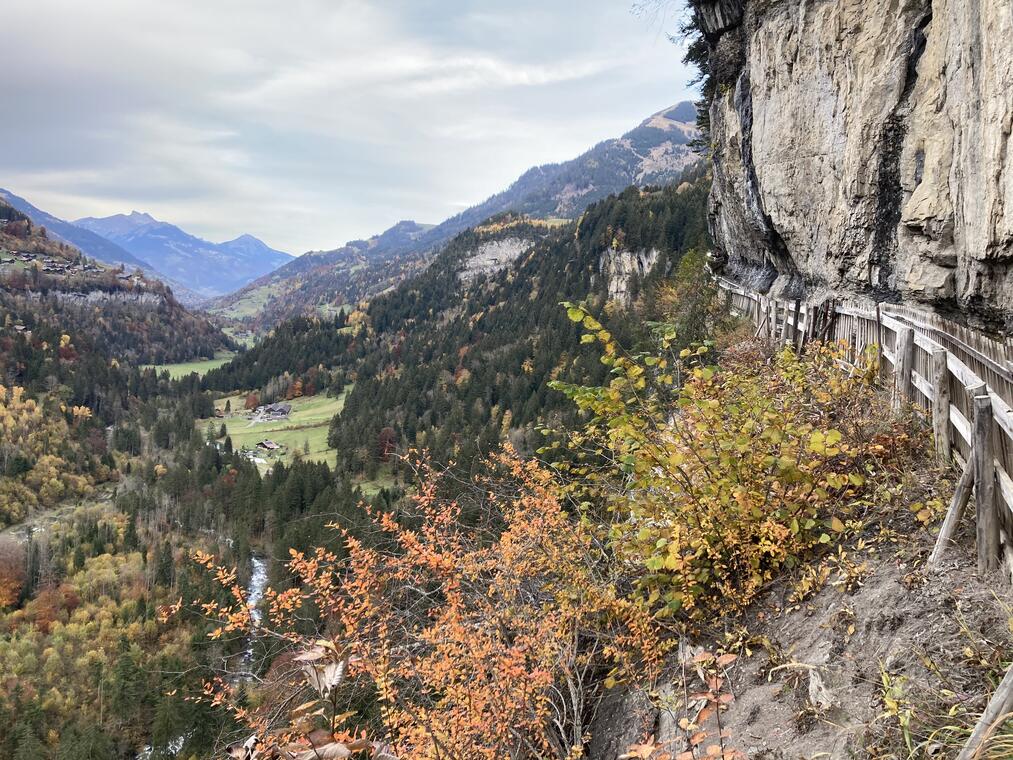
left=208, top=220, right=434, bottom=331
left=203, top=165, right=711, bottom=485
left=329, top=175, right=711, bottom=474
left=209, top=104, right=701, bottom=332
left=0, top=202, right=233, bottom=366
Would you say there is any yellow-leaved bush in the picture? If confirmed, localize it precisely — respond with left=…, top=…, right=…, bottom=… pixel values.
left=549, top=305, right=912, bottom=623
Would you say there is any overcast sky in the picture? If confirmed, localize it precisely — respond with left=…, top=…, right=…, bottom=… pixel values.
left=1, top=0, right=695, bottom=254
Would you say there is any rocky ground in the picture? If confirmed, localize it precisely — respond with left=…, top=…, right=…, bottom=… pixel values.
left=593, top=470, right=1013, bottom=759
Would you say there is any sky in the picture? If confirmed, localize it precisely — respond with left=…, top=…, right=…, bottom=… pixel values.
left=0, top=0, right=696, bottom=254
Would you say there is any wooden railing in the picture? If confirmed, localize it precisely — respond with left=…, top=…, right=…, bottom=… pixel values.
left=716, top=276, right=1013, bottom=756
left=716, top=277, right=1013, bottom=575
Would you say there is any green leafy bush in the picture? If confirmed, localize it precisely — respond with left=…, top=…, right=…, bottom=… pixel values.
left=550, top=307, right=912, bottom=624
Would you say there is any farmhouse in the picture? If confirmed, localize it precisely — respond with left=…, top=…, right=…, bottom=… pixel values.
left=262, top=402, right=292, bottom=419
left=257, top=440, right=281, bottom=451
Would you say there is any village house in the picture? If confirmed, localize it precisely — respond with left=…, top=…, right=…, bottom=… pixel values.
left=257, top=440, right=281, bottom=451
left=256, top=402, right=292, bottom=420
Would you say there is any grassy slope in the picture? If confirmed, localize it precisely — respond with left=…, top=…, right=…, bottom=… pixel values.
left=209, top=283, right=276, bottom=319
left=147, top=351, right=237, bottom=379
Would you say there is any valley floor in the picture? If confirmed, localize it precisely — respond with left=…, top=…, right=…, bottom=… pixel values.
left=205, top=391, right=348, bottom=471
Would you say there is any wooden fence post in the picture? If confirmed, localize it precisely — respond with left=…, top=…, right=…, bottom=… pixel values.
left=930, top=348, right=952, bottom=463
left=769, top=299, right=778, bottom=341
left=973, top=394, right=1000, bottom=574
left=928, top=455, right=975, bottom=567
left=893, top=327, right=914, bottom=411
left=875, top=303, right=885, bottom=384
left=780, top=302, right=792, bottom=344
left=791, top=300, right=801, bottom=349
left=955, top=661, right=1013, bottom=760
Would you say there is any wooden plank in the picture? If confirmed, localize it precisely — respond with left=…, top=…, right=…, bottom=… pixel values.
left=951, top=404, right=972, bottom=448
left=913, top=331, right=946, bottom=354
left=928, top=455, right=975, bottom=567
left=948, top=353, right=986, bottom=392
left=791, top=299, right=801, bottom=349
left=880, top=313, right=904, bottom=335
left=955, top=662, right=1013, bottom=760
left=911, top=369, right=934, bottom=403
left=894, top=327, right=915, bottom=411
left=967, top=381, right=987, bottom=401
left=987, top=390, right=1013, bottom=443
left=973, top=394, right=1000, bottom=574
left=995, top=463, right=1013, bottom=518
left=834, top=303, right=878, bottom=320
left=1001, top=527, right=1013, bottom=584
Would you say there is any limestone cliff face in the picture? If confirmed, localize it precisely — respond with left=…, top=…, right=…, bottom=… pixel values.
left=696, top=0, right=1013, bottom=331
left=599, top=247, right=660, bottom=307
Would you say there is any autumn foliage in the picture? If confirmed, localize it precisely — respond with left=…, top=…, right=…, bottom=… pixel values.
left=0, top=385, right=95, bottom=528
left=0, top=538, right=25, bottom=608
left=184, top=452, right=666, bottom=758
left=550, top=305, right=915, bottom=624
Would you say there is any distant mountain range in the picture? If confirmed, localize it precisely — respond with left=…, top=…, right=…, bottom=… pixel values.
left=74, top=212, right=291, bottom=298
left=0, top=189, right=152, bottom=272
left=212, top=101, right=702, bottom=328
left=0, top=190, right=291, bottom=301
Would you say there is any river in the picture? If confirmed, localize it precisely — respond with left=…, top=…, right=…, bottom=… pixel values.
left=138, top=554, right=267, bottom=758
left=239, top=554, right=269, bottom=677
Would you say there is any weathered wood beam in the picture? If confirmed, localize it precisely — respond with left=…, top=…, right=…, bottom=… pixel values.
left=791, top=299, right=801, bottom=350
left=893, top=327, right=914, bottom=411
left=973, top=394, right=1000, bottom=574
left=955, top=661, right=1013, bottom=760
left=931, top=348, right=952, bottom=463
left=927, top=455, right=975, bottom=567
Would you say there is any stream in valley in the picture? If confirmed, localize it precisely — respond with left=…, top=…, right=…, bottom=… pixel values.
left=138, top=554, right=267, bottom=758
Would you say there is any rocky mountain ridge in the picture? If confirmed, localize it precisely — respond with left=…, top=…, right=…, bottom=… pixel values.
left=211, top=102, right=702, bottom=329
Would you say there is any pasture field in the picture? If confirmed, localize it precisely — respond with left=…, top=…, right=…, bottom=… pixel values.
left=147, top=351, right=236, bottom=379
left=210, top=285, right=273, bottom=319
left=205, top=391, right=348, bottom=471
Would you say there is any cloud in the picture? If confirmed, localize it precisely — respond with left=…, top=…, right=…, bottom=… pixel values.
left=0, top=0, right=696, bottom=254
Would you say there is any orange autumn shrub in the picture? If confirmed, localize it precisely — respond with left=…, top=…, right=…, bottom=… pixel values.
left=182, top=451, right=666, bottom=759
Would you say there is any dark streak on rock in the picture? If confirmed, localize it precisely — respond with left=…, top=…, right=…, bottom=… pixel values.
left=872, top=11, right=932, bottom=295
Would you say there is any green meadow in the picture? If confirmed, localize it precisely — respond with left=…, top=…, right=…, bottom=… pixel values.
left=146, top=351, right=236, bottom=379
left=205, top=391, right=348, bottom=471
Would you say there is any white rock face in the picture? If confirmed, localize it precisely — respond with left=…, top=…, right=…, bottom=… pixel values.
left=699, top=0, right=1013, bottom=330
left=459, top=238, right=533, bottom=282
left=599, top=247, right=659, bottom=307
left=31, top=289, right=164, bottom=306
